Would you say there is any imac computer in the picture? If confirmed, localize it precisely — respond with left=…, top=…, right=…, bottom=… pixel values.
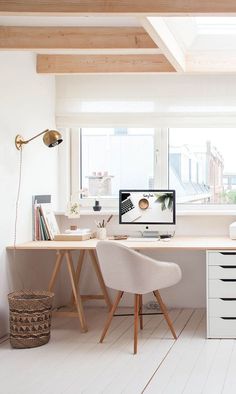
left=119, top=189, right=176, bottom=239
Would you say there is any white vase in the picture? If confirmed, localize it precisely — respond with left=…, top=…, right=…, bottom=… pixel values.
left=96, top=228, right=107, bottom=240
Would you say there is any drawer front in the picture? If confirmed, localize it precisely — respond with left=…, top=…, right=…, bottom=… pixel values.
left=209, top=265, right=236, bottom=279
left=208, top=317, right=236, bottom=338
left=208, top=298, right=236, bottom=317
left=208, top=252, right=236, bottom=266
left=209, top=279, right=236, bottom=298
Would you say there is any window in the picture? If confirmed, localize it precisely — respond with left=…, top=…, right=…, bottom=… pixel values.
left=69, top=126, right=236, bottom=207
left=169, top=128, right=236, bottom=204
left=80, top=128, right=155, bottom=197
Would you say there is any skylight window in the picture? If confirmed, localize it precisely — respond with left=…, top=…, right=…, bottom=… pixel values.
left=196, top=17, right=236, bottom=35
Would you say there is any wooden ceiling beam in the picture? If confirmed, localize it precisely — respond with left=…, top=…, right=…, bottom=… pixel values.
left=37, top=54, right=176, bottom=74
left=1, top=0, right=236, bottom=16
left=0, top=26, right=157, bottom=50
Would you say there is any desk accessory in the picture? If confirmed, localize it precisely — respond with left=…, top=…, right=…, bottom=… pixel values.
left=160, top=234, right=172, bottom=239
left=96, top=228, right=107, bottom=240
left=95, top=215, right=113, bottom=240
left=93, top=200, right=102, bottom=211
left=109, top=235, right=128, bottom=240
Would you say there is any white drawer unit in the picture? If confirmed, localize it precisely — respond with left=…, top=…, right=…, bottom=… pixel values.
left=209, top=265, right=236, bottom=279
left=207, top=251, right=236, bottom=338
left=208, top=299, right=236, bottom=317
left=209, top=317, right=236, bottom=338
left=208, top=251, right=236, bottom=266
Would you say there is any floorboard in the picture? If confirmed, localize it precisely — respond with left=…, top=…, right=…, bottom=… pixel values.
left=1, top=308, right=236, bottom=394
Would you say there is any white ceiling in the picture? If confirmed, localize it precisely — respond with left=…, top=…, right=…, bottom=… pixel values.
left=0, top=16, right=140, bottom=27
left=164, top=17, right=236, bottom=52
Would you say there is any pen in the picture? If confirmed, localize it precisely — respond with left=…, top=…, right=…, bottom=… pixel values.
left=106, top=214, right=113, bottom=224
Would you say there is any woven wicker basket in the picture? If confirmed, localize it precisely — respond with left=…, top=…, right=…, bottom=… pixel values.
left=8, top=290, right=54, bottom=349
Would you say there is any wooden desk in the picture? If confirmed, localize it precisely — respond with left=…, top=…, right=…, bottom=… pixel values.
left=8, top=236, right=236, bottom=251
left=8, top=236, right=236, bottom=332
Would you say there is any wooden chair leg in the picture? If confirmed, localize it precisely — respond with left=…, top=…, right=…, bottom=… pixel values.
left=100, top=291, right=123, bottom=343
left=134, top=294, right=140, bottom=354
left=139, top=294, right=143, bottom=330
left=153, top=290, right=177, bottom=339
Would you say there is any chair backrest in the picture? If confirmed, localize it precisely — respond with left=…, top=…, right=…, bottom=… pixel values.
left=96, top=241, right=182, bottom=294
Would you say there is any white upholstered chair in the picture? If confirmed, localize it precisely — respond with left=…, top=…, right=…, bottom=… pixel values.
left=96, top=241, right=182, bottom=354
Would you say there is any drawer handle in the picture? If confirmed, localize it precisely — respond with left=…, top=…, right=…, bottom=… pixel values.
left=220, top=279, right=236, bottom=282
left=221, top=317, right=236, bottom=320
left=221, top=298, right=236, bottom=301
left=220, top=252, right=236, bottom=255
left=220, top=265, right=236, bottom=269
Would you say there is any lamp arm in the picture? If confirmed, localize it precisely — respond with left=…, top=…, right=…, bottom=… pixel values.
left=23, top=129, right=49, bottom=144
left=15, top=129, right=49, bottom=150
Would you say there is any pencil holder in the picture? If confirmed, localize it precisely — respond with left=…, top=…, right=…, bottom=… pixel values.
left=96, top=228, right=107, bottom=240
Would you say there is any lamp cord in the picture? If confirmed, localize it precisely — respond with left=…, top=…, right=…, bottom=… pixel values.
left=13, top=147, right=24, bottom=290
left=14, top=147, right=23, bottom=250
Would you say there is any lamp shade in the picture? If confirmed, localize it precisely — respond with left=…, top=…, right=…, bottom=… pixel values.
left=43, top=130, right=63, bottom=147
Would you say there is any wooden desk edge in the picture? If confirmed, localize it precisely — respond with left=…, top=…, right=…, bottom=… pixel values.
left=6, top=237, right=236, bottom=251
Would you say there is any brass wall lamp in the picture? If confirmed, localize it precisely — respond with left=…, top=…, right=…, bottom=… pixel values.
left=15, top=129, right=63, bottom=150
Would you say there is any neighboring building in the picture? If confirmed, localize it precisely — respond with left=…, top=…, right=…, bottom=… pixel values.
left=169, top=141, right=224, bottom=203
left=223, top=173, right=236, bottom=191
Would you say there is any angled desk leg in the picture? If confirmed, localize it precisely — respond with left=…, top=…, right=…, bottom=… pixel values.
left=70, top=249, right=85, bottom=305
left=48, top=251, right=64, bottom=292
left=65, top=251, right=88, bottom=333
left=88, top=250, right=112, bottom=311
left=48, top=250, right=88, bottom=333
left=71, top=250, right=112, bottom=311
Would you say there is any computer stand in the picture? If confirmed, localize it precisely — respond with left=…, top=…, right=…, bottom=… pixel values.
left=141, top=231, right=174, bottom=239
left=141, top=231, right=160, bottom=238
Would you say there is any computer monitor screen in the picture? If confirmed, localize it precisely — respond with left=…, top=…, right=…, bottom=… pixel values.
left=119, top=190, right=176, bottom=225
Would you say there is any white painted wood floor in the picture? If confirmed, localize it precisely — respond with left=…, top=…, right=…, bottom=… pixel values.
left=0, top=308, right=236, bottom=394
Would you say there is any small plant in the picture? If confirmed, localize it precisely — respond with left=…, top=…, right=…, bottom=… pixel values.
left=70, top=202, right=80, bottom=215
left=66, top=201, right=80, bottom=218
left=155, top=193, right=174, bottom=211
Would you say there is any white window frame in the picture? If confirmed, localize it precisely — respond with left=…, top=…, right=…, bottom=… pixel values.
left=58, top=125, right=236, bottom=214
left=70, top=127, right=168, bottom=209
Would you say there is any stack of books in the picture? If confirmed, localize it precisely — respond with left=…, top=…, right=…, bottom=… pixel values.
left=32, top=195, right=60, bottom=241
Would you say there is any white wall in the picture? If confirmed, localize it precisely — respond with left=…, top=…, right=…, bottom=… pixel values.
left=0, top=53, right=59, bottom=338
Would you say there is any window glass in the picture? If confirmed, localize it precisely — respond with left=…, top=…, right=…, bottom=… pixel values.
left=81, top=128, right=155, bottom=197
left=169, top=128, right=236, bottom=204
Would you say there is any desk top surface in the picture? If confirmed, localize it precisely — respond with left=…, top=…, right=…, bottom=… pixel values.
left=7, top=236, right=236, bottom=251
